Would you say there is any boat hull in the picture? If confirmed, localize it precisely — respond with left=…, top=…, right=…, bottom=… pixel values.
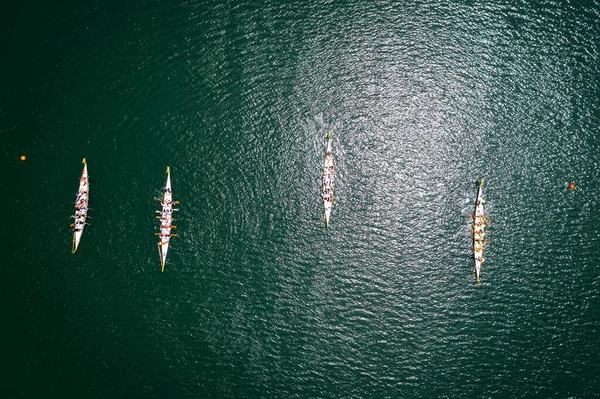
left=72, top=158, right=89, bottom=253
left=322, top=133, right=335, bottom=227
left=473, top=179, right=486, bottom=284
left=158, top=167, right=174, bottom=271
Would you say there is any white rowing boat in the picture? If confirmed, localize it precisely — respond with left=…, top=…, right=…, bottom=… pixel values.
left=322, top=132, right=335, bottom=228
left=72, top=158, right=89, bottom=253
left=472, top=178, right=488, bottom=285
left=157, top=166, right=178, bottom=271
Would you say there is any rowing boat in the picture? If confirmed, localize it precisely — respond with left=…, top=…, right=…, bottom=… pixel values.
left=157, top=166, right=177, bottom=271
left=72, top=158, right=89, bottom=253
left=472, top=178, right=488, bottom=285
left=322, top=131, right=335, bottom=227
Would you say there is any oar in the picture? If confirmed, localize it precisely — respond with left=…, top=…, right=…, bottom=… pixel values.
left=172, top=234, right=178, bottom=237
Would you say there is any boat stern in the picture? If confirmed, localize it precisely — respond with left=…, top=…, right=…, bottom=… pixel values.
left=72, top=230, right=82, bottom=253
left=324, top=201, right=332, bottom=228
left=158, top=241, right=169, bottom=271
left=474, top=255, right=483, bottom=285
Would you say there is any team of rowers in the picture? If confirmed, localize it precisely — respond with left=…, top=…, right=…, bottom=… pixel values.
left=159, top=188, right=175, bottom=241
left=72, top=177, right=88, bottom=232
left=473, top=197, right=487, bottom=262
left=322, top=152, right=335, bottom=203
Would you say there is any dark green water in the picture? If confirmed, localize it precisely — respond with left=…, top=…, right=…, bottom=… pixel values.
left=2, top=0, right=600, bottom=397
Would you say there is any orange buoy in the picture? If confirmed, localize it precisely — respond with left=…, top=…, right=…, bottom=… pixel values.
left=568, top=183, right=575, bottom=189
left=20, top=155, right=26, bottom=161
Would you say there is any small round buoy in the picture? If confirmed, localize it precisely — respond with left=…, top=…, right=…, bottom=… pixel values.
left=20, top=155, right=26, bottom=161
left=568, top=183, right=575, bottom=189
